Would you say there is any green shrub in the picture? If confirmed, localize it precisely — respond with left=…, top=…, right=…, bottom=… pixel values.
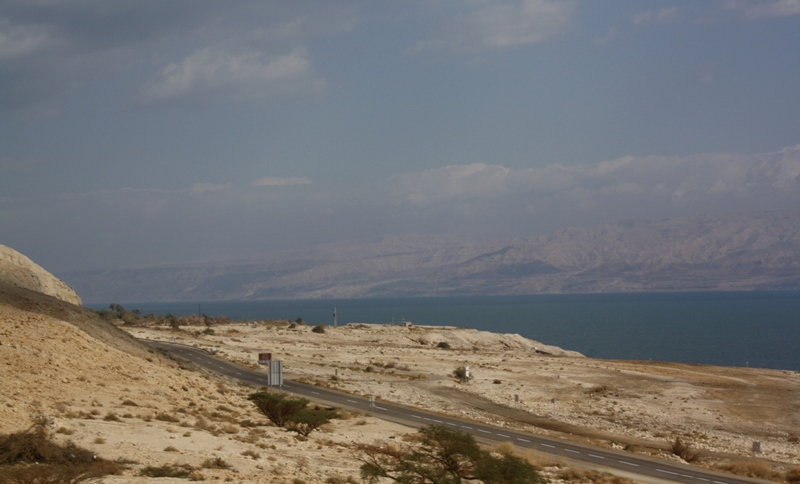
left=248, top=392, right=309, bottom=427
left=453, top=366, right=470, bottom=382
left=312, top=324, right=326, bottom=334
left=286, top=407, right=340, bottom=437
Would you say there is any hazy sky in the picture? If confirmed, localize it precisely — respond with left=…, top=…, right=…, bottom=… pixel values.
left=1, top=0, right=799, bottom=273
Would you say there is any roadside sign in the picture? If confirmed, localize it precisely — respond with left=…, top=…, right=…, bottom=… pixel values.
left=265, top=360, right=283, bottom=387
left=258, top=353, right=272, bottom=365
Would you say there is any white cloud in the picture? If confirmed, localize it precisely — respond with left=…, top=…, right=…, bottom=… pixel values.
left=725, top=0, right=800, bottom=19
left=141, top=47, right=325, bottom=105
left=251, top=176, right=313, bottom=187
left=389, top=163, right=512, bottom=203
left=385, top=145, right=800, bottom=221
left=411, top=0, right=575, bottom=53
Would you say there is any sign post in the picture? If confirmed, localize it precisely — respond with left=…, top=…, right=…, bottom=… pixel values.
left=258, top=353, right=283, bottom=388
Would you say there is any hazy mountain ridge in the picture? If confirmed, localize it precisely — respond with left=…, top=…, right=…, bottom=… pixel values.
left=62, top=211, right=800, bottom=303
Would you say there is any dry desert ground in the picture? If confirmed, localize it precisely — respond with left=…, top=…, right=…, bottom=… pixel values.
left=3, top=286, right=800, bottom=483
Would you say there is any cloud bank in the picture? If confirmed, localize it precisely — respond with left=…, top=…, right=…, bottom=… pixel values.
left=2, top=144, right=797, bottom=271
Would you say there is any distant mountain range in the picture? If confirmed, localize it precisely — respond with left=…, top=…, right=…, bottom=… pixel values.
left=62, top=210, right=800, bottom=303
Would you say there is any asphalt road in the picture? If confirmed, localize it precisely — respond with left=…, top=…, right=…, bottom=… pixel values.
left=149, top=341, right=772, bottom=484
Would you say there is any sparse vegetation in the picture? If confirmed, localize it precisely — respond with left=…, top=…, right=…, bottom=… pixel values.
left=248, top=392, right=310, bottom=428
left=669, top=436, right=700, bottom=462
left=436, top=341, right=451, bottom=349
left=285, top=407, right=340, bottom=437
left=201, top=456, right=231, bottom=469
left=140, top=463, right=195, bottom=478
left=357, top=425, right=544, bottom=484
left=312, top=324, right=326, bottom=334
left=453, top=366, right=471, bottom=382
left=0, top=421, right=123, bottom=483
left=248, top=392, right=340, bottom=436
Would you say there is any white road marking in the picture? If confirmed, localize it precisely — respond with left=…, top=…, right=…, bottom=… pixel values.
left=497, top=434, right=510, bottom=438
left=311, top=391, right=320, bottom=395
left=657, top=469, right=678, bottom=475
left=446, top=422, right=457, bottom=426
left=375, top=406, right=387, bottom=410
left=565, top=449, right=580, bottom=454
left=542, top=444, right=555, bottom=448
left=411, top=415, right=422, bottom=419
left=432, top=419, right=442, bottom=423
left=517, top=438, right=531, bottom=443
left=461, top=426, right=472, bottom=429
left=588, top=454, right=605, bottom=459
left=697, top=478, right=710, bottom=482
left=346, top=399, right=357, bottom=403
left=618, top=461, right=639, bottom=467
left=477, top=429, right=490, bottom=434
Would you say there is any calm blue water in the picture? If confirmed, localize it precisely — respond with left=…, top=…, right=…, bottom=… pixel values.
left=89, top=292, right=800, bottom=371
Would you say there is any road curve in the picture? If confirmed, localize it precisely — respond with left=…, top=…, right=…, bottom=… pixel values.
left=149, top=341, right=772, bottom=484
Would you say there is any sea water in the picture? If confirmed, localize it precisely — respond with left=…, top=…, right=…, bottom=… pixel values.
left=89, top=291, right=800, bottom=371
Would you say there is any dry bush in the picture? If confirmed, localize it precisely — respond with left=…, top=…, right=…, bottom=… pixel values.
left=241, top=450, right=260, bottom=459
left=0, top=424, right=123, bottom=483
left=139, top=463, right=195, bottom=478
left=200, top=457, right=231, bottom=470
left=556, top=467, right=634, bottom=484
left=0, top=461, right=122, bottom=484
left=721, top=460, right=782, bottom=480
left=154, top=413, right=180, bottom=423
left=669, top=437, right=700, bottom=462
left=495, top=441, right=516, bottom=456
left=786, top=467, right=800, bottom=483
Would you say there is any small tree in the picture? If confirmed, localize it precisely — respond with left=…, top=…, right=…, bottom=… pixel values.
left=248, top=392, right=310, bottom=428
left=453, top=366, right=470, bottom=382
left=285, top=407, right=339, bottom=437
left=312, top=324, right=326, bottom=334
left=166, top=313, right=180, bottom=330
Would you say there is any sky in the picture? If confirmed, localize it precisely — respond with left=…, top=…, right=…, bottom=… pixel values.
left=1, top=0, right=799, bottom=274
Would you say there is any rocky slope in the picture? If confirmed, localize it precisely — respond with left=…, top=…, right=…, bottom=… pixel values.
left=63, top=210, right=800, bottom=303
left=0, top=244, right=82, bottom=305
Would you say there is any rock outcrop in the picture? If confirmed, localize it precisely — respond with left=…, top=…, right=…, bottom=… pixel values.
left=0, top=244, right=82, bottom=306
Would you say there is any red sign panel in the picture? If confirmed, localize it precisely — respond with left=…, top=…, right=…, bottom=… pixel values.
left=258, top=353, right=272, bottom=364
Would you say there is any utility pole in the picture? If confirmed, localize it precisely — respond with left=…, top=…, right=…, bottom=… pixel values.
left=333, top=306, right=337, bottom=327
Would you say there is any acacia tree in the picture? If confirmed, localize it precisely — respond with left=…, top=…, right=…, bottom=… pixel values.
left=357, top=425, right=544, bottom=484
left=248, top=392, right=339, bottom=437
left=285, top=407, right=339, bottom=437
left=248, top=392, right=310, bottom=427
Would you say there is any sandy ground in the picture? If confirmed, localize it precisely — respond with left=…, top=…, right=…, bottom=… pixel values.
left=2, top=287, right=799, bottom=483
left=130, top=321, right=800, bottom=466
